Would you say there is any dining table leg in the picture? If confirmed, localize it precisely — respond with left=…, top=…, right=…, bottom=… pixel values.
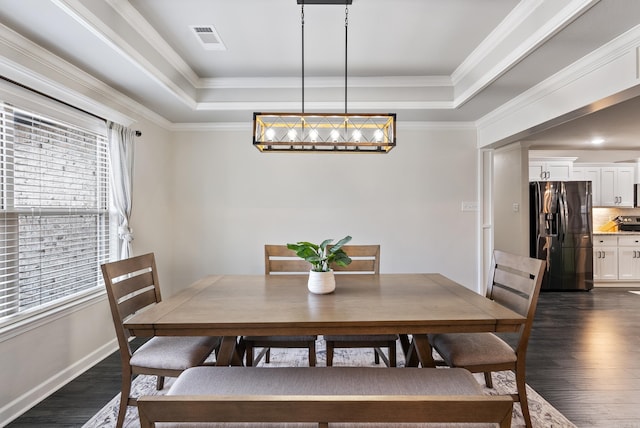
left=215, top=336, right=244, bottom=366
left=408, top=334, right=435, bottom=368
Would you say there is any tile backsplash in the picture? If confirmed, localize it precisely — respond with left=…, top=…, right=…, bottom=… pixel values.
left=593, top=207, right=640, bottom=231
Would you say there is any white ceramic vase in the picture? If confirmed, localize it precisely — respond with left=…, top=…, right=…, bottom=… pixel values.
left=307, top=270, right=336, bottom=294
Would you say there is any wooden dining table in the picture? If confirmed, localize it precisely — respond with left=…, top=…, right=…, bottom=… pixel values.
left=124, top=273, right=525, bottom=367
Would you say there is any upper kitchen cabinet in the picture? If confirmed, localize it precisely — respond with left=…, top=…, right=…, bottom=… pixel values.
left=571, top=163, right=634, bottom=207
left=529, top=158, right=575, bottom=181
left=572, top=165, right=602, bottom=206
left=600, top=165, right=635, bottom=207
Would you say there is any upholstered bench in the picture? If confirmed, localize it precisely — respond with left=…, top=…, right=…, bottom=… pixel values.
left=137, top=366, right=513, bottom=428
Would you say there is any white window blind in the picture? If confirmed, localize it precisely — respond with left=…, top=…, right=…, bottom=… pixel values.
left=0, top=98, right=111, bottom=323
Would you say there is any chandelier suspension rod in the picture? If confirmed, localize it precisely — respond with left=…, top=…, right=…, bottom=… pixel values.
left=301, top=2, right=305, bottom=114
left=344, top=3, right=348, bottom=115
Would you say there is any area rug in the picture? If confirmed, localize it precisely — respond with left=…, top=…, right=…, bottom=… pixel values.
left=83, top=340, right=576, bottom=428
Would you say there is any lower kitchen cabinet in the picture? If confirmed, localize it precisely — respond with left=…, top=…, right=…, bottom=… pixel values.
left=593, top=234, right=640, bottom=282
left=617, top=235, right=640, bottom=280
left=594, top=235, right=618, bottom=281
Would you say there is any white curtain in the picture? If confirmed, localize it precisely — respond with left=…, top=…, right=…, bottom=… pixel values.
left=107, top=121, right=135, bottom=259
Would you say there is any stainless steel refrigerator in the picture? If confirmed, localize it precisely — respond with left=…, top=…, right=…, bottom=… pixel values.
left=530, top=181, right=594, bottom=291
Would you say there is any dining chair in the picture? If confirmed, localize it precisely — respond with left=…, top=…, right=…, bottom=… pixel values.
left=428, top=249, right=545, bottom=428
left=324, top=244, right=399, bottom=367
left=101, top=253, right=220, bottom=428
left=243, top=245, right=317, bottom=366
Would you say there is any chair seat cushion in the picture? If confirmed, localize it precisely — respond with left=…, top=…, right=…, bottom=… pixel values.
left=429, top=332, right=516, bottom=367
left=130, top=336, right=218, bottom=370
left=324, top=334, right=398, bottom=342
left=244, top=335, right=316, bottom=342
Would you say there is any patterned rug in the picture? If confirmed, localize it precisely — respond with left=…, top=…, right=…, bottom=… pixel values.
left=83, top=340, right=576, bottom=428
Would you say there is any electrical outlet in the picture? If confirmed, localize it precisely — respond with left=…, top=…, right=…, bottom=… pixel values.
left=513, top=203, right=519, bottom=212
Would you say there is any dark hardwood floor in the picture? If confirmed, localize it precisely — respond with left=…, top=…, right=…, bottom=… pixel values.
left=525, top=287, right=640, bottom=428
left=7, top=288, right=640, bottom=428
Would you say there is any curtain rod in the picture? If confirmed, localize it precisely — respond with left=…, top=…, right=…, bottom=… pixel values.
left=1, top=75, right=142, bottom=137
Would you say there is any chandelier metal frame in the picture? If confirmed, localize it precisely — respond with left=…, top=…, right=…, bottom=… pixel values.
left=252, top=0, right=396, bottom=153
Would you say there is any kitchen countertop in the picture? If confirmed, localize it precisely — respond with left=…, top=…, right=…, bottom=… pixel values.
left=593, top=231, right=640, bottom=235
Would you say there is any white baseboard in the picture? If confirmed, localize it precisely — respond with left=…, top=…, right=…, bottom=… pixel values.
left=0, top=339, right=118, bottom=427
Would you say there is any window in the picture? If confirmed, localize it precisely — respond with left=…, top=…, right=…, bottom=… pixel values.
left=0, top=95, right=111, bottom=326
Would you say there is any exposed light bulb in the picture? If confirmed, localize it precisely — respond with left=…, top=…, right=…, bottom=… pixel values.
left=374, top=129, right=384, bottom=142
left=287, top=129, right=297, bottom=142
left=309, top=129, right=319, bottom=142
left=266, top=128, right=276, bottom=141
left=352, top=130, right=362, bottom=142
left=330, top=129, right=340, bottom=142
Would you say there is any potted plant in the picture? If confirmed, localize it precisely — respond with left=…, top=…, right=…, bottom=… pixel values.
left=287, top=235, right=352, bottom=294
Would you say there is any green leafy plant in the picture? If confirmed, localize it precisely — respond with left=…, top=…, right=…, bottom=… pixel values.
left=287, top=235, right=352, bottom=272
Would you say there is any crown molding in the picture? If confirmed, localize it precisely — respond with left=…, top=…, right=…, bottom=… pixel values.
left=451, top=0, right=544, bottom=85
left=452, top=0, right=599, bottom=107
left=199, top=75, right=452, bottom=90
left=53, top=0, right=197, bottom=111
left=476, top=23, right=640, bottom=143
left=195, top=100, right=454, bottom=111
left=104, top=0, right=201, bottom=87
left=170, top=122, right=251, bottom=132
left=0, top=23, right=171, bottom=130
left=399, top=121, right=476, bottom=131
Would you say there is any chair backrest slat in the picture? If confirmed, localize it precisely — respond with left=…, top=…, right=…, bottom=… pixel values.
left=101, top=253, right=162, bottom=359
left=332, top=258, right=378, bottom=273
left=118, top=288, right=158, bottom=321
left=265, top=244, right=380, bottom=275
left=491, top=268, right=533, bottom=316
left=486, top=250, right=545, bottom=355
left=332, top=245, right=380, bottom=274
left=112, top=270, right=156, bottom=300
left=264, top=245, right=311, bottom=274
left=268, top=259, right=312, bottom=274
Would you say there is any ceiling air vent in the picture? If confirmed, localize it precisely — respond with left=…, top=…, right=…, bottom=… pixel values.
left=190, top=25, right=226, bottom=51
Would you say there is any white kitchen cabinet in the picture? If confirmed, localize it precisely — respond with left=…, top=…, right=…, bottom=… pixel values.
left=529, top=158, right=574, bottom=181
left=617, top=235, right=640, bottom=280
left=571, top=165, right=601, bottom=206
left=600, top=166, right=634, bottom=207
left=593, top=235, right=618, bottom=281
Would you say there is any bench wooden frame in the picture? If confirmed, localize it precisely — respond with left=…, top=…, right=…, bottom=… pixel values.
left=138, top=394, right=513, bottom=428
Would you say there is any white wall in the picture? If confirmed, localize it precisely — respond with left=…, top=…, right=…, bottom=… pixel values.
left=128, top=121, right=177, bottom=295
left=169, top=126, right=481, bottom=291
left=493, top=143, right=529, bottom=256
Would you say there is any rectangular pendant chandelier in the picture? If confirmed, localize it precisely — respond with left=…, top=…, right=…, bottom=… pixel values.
left=253, top=112, right=396, bottom=153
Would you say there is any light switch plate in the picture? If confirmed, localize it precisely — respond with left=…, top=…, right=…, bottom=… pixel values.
left=461, top=201, right=479, bottom=211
